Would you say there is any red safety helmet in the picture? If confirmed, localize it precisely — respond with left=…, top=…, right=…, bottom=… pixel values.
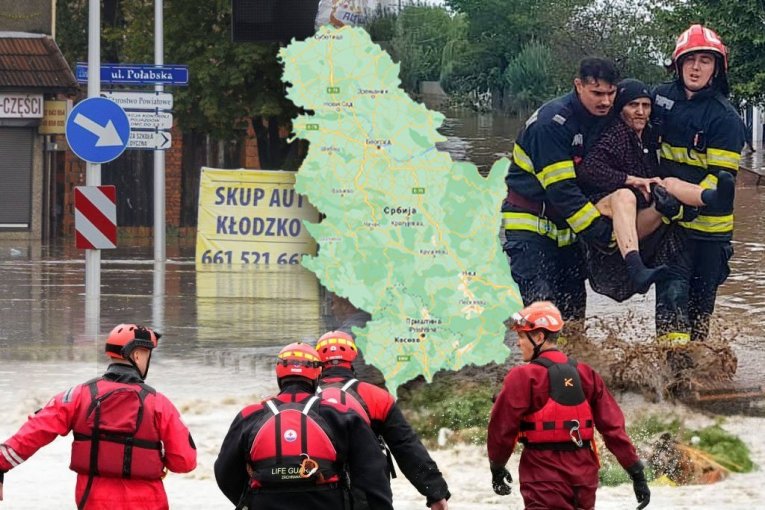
left=276, top=342, right=323, bottom=381
left=509, top=301, right=564, bottom=334
left=105, top=324, right=160, bottom=360
left=316, top=330, right=358, bottom=365
left=672, top=24, right=728, bottom=71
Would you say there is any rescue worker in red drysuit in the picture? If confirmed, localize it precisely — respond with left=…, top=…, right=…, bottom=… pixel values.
left=487, top=302, right=650, bottom=510
left=214, top=342, right=393, bottom=510
left=316, top=330, right=451, bottom=510
left=0, top=324, right=197, bottom=509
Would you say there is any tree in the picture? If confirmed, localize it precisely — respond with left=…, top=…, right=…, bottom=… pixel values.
left=392, top=5, right=456, bottom=93
left=504, top=40, right=557, bottom=114
left=445, top=0, right=588, bottom=102
left=656, top=0, right=765, bottom=105
left=549, top=0, right=668, bottom=87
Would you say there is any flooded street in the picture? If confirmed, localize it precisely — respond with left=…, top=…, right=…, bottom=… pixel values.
left=0, top=107, right=764, bottom=380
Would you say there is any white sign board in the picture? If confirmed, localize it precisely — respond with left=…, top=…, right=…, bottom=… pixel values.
left=127, top=111, right=173, bottom=130
left=129, top=130, right=172, bottom=150
left=100, top=91, right=173, bottom=111
left=0, top=93, right=43, bottom=118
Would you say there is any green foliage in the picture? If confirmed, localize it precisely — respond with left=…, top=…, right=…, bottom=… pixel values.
left=656, top=0, right=765, bottom=105
left=504, top=40, right=557, bottom=113
left=398, top=380, right=496, bottom=444
left=392, top=5, right=456, bottom=93
left=550, top=0, right=668, bottom=87
left=685, top=424, right=755, bottom=473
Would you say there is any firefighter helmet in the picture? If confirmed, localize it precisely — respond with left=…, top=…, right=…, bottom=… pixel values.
left=316, top=330, right=358, bottom=365
left=672, top=24, right=728, bottom=71
left=105, top=324, right=161, bottom=360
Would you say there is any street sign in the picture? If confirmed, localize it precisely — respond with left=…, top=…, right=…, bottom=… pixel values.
left=75, top=186, right=117, bottom=250
left=100, top=91, right=173, bottom=111
left=65, top=97, right=130, bottom=164
left=76, top=63, right=189, bottom=85
left=126, top=110, right=173, bottom=130
left=129, top=130, right=172, bottom=150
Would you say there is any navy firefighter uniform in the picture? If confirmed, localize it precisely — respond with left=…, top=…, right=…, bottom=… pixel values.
left=652, top=25, right=747, bottom=345
left=503, top=90, right=613, bottom=321
left=214, top=342, right=393, bottom=510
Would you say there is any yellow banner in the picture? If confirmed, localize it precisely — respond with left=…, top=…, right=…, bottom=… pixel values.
left=195, top=168, right=319, bottom=268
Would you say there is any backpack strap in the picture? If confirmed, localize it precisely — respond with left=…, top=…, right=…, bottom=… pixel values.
left=340, top=379, right=358, bottom=391
left=265, top=399, right=280, bottom=416
left=530, top=357, right=555, bottom=368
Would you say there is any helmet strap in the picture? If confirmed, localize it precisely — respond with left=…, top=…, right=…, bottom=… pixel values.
left=528, top=331, right=546, bottom=360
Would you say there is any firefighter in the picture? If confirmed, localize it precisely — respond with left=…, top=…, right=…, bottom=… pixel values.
left=0, top=324, right=197, bottom=509
left=502, top=57, right=618, bottom=324
left=487, top=302, right=650, bottom=510
left=214, top=342, right=393, bottom=510
left=653, top=25, right=747, bottom=346
left=315, top=330, right=450, bottom=510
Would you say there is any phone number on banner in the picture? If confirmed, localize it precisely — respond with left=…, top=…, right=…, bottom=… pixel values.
left=199, top=250, right=307, bottom=265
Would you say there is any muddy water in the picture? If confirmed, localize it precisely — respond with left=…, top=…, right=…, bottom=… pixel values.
left=0, top=108, right=763, bottom=386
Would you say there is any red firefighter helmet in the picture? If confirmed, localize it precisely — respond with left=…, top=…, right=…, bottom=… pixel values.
left=672, top=24, right=728, bottom=71
left=316, top=330, right=358, bottom=365
left=509, top=301, right=564, bottom=333
left=105, top=324, right=161, bottom=360
left=276, top=342, right=322, bottom=381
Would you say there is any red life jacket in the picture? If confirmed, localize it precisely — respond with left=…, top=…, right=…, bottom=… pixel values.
left=519, top=357, right=595, bottom=450
left=70, top=379, right=164, bottom=480
left=248, top=396, right=341, bottom=489
left=317, top=378, right=371, bottom=425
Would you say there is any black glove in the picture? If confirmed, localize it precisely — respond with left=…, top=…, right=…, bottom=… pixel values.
left=627, top=461, right=650, bottom=509
left=578, top=216, right=613, bottom=252
left=490, top=466, right=513, bottom=496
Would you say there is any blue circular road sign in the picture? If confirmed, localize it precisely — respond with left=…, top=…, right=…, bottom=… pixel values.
left=65, top=97, right=131, bottom=164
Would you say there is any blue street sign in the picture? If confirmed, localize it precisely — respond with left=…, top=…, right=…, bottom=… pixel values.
left=75, top=63, right=189, bottom=86
left=65, top=97, right=131, bottom=164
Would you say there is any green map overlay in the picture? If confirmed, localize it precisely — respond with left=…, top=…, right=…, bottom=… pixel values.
left=281, top=26, right=522, bottom=391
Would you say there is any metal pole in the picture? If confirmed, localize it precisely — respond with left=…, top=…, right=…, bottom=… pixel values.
left=85, top=0, right=101, bottom=342
left=154, top=0, right=166, bottom=262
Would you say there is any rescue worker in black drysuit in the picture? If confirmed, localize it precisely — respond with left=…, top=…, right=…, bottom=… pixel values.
left=502, top=58, right=618, bottom=324
left=652, top=25, right=747, bottom=349
left=214, top=342, right=393, bottom=510
left=315, top=330, right=450, bottom=509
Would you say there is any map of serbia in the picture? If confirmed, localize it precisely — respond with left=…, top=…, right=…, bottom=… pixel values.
left=281, top=26, right=522, bottom=391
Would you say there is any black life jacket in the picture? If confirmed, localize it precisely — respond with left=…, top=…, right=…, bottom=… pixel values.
left=519, top=357, right=595, bottom=450
left=248, top=396, right=342, bottom=490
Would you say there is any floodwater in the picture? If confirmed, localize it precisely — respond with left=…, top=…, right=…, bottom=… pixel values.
left=0, top=107, right=764, bottom=385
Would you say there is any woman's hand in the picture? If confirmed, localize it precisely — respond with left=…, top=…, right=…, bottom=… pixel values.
left=625, top=176, right=661, bottom=201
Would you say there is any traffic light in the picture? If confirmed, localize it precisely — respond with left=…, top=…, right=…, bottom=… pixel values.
left=231, top=0, right=320, bottom=43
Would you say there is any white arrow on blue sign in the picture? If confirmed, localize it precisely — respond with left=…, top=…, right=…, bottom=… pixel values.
left=65, top=97, right=130, bottom=164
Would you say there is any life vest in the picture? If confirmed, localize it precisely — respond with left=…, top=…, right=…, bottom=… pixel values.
left=317, top=378, right=371, bottom=425
left=248, top=396, right=342, bottom=490
left=519, top=357, right=595, bottom=450
left=70, top=378, right=164, bottom=480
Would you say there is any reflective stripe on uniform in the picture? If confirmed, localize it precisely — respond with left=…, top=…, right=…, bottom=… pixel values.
left=0, top=444, right=23, bottom=467
left=698, top=173, right=717, bottom=190
left=502, top=212, right=575, bottom=247
left=566, top=202, right=600, bottom=233
left=512, top=144, right=534, bottom=173
left=657, top=332, right=691, bottom=346
left=661, top=143, right=707, bottom=169
left=538, top=161, right=576, bottom=188
left=679, top=214, right=734, bottom=233
left=707, top=148, right=741, bottom=171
